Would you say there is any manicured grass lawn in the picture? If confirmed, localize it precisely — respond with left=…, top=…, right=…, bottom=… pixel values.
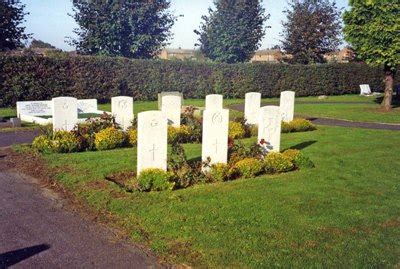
left=39, top=125, right=400, bottom=267
left=2, top=95, right=399, bottom=125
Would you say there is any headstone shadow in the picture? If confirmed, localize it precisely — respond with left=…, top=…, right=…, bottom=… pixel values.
left=286, top=140, right=317, bottom=151
left=0, top=244, right=50, bottom=268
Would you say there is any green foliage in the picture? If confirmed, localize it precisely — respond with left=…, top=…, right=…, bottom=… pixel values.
left=69, top=0, right=175, bottom=58
left=127, top=128, right=137, bottom=146
left=281, top=0, right=342, bottom=64
left=234, top=158, right=263, bottom=178
left=168, top=125, right=192, bottom=144
left=343, top=1, right=399, bottom=71
left=32, top=131, right=80, bottom=153
left=195, top=0, right=269, bottom=63
left=228, top=121, right=246, bottom=139
left=137, top=169, right=174, bottom=192
left=0, top=1, right=31, bottom=51
left=207, top=163, right=232, bottom=182
left=73, top=113, right=118, bottom=151
left=0, top=55, right=388, bottom=107
left=94, top=127, right=126, bottom=151
left=283, top=149, right=315, bottom=169
left=263, top=152, right=294, bottom=174
left=281, top=118, right=316, bottom=133
left=30, top=39, right=56, bottom=49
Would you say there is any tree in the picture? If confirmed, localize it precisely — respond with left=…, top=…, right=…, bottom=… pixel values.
left=195, top=0, right=269, bottom=63
left=0, top=0, right=30, bottom=51
left=280, top=0, right=341, bottom=64
left=69, top=0, right=176, bottom=58
left=343, top=0, right=400, bottom=111
left=30, top=39, right=56, bottom=49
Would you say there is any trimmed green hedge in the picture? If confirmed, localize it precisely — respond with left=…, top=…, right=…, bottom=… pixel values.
left=0, top=55, right=386, bottom=107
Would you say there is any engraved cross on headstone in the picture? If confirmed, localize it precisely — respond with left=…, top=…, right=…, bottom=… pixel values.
left=149, top=144, right=158, bottom=161
left=212, top=139, right=220, bottom=154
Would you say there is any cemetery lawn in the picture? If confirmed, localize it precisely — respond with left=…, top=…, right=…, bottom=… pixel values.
left=32, top=125, right=400, bottom=267
left=1, top=95, right=399, bottom=125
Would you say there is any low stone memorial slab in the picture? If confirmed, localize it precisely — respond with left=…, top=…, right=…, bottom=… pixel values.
left=201, top=109, right=229, bottom=167
left=161, top=94, right=182, bottom=127
left=77, top=99, right=99, bottom=114
left=158, top=92, right=183, bottom=110
left=111, top=96, right=134, bottom=130
left=137, top=111, right=168, bottom=175
left=244, top=92, right=261, bottom=125
left=205, top=94, right=223, bottom=110
left=280, top=91, right=295, bottom=122
left=52, top=97, right=78, bottom=132
left=16, top=101, right=52, bottom=117
left=258, top=106, right=281, bottom=152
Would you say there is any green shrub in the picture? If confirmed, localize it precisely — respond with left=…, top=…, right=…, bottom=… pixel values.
left=283, top=149, right=315, bottom=169
left=94, top=127, right=126, bottom=151
left=137, top=169, right=174, bottom=192
left=0, top=55, right=389, bottom=107
left=235, top=158, right=264, bottom=178
left=207, top=163, right=232, bottom=182
left=229, top=121, right=246, bottom=139
left=281, top=119, right=316, bottom=133
left=52, top=131, right=81, bottom=153
left=249, top=124, right=258, bottom=137
left=128, top=128, right=137, bottom=146
left=32, top=131, right=80, bottom=153
left=32, top=135, right=53, bottom=153
left=168, top=125, right=192, bottom=143
left=264, top=153, right=294, bottom=174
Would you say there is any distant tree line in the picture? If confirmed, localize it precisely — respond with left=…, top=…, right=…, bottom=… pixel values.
left=0, top=0, right=398, bottom=109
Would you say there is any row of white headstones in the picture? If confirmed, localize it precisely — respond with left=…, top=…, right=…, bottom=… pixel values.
left=50, top=91, right=295, bottom=175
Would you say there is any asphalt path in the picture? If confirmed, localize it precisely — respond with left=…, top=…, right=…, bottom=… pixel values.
left=0, top=168, right=159, bottom=268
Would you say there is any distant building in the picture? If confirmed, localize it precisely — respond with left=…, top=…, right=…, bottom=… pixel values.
left=250, top=49, right=283, bottom=63
left=324, top=47, right=356, bottom=63
left=158, top=48, right=197, bottom=60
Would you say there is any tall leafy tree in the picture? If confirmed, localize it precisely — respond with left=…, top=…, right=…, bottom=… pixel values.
left=195, top=0, right=269, bottom=63
left=69, top=0, right=176, bottom=58
left=343, top=0, right=400, bottom=111
left=281, top=0, right=341, bottom=64
left=0, top=0, right=30, bottom=51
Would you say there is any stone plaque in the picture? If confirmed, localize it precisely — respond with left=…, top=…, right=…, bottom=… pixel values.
left=258, top=106, right=281, bottom=152
left=244, top=92, right=261, bottom=125
left=137, top=111, right=168, bottom=175
left=111, top=96, right=134, bottom=130
left=201, top=109, right=229, bottom=167
left=52, top=97, right=78, bottom=132
left=16, top=101, right=52, bottom=117
left=280, top=91, right=295, bottom=122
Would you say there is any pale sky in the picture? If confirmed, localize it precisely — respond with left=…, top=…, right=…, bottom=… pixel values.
left=22, top=0, right=349, bottom=51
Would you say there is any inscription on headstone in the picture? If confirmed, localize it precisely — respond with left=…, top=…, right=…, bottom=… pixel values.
left=258, top=106, right=281, bottom=152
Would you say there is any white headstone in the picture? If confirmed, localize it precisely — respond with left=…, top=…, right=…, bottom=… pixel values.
left=137, top=111, right=168, bottom=175
left=16, top=101, right=52, bottom=117
left=360, top=84, right=371, bottom=95
left=77, top=99, right=98, bottom=113
left=280, top=91, right=295, bottom=122
left=111, top=96, right=134, bottom=130
left=161, top=94, right=182, bottom=127
left=201, top=109, right=229, bottom=167
left=158, top=92, right=183, bottom=109
left=52, top=97, right=78, bottom=132
left=244, top=92, right=261, bottom=125
left=205, top=94, right=223, bottom=110
left=258, top=106, right=281, bottom=152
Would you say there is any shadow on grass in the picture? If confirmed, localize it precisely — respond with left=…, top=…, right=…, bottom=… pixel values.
left=0, top=244, right=50, bottom=268
left=286, top=140, right=317, bottom=151
left=374, top=95, right=400, bottom=108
